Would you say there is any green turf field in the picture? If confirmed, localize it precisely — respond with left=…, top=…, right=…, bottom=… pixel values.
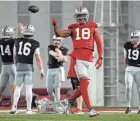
left=0, top=113, right=140, bottom=121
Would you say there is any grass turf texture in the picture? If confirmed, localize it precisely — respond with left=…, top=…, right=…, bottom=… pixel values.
left=0, top=113, right=140, bottom=121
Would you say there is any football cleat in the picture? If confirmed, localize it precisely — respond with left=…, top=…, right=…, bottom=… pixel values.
left=88, top=109, right=99, bottom=117
left=64, top=99, right=71, bottom=115
left=125, top=107, right=131, bottom=114
left=26, top=110, right=36, bottom=115
left=9, top=110, right=19, bottom=115
left=137, top=109, right=140, bottom=114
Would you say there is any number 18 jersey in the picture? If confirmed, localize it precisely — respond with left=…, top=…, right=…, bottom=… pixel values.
left=124, top=41, right=140, bottom=67
left=68, top=22, right=97, bottom=61
left=15, top=38, right=40, bottom=64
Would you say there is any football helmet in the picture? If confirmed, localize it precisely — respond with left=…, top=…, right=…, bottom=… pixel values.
left=21, top=24, right=35, bottom=36
left=53, top=35, right=64, bottom=47
left=2, top=26, right=15, bottom=38
left=53, top=35, right=64, bottom=42
left=130, top=30, right=140, bottom=44
left=74, top=6, right=89, bottom=23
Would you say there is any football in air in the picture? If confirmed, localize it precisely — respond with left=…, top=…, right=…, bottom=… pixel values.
left=28, top=5, right=39, bottom=13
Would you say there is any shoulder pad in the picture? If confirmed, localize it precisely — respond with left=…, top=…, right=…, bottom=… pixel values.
left=68, top=23, right=77, bottom=29
left=124, top=41, right=131, bottom=48
left=89, top=22, right=98, bottom=28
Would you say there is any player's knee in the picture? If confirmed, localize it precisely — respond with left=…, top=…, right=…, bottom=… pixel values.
left=126, top=85, right=132, bottom=90
left=47, top=89, right=53, bottom=96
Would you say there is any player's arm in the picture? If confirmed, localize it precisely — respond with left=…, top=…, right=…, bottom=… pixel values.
left=49, top=50, right=60, bottom=58
left=61, top=49, right=69, bottom=63
left=52, top=18, right=71, bottom=38
left=123, top=47, right=127, bottom=67
left=55, top=48, right=68, bottom=63
left=18, top=23, right=24, bottom=32
left=35, top=48, right=44, bottom=79
left=94, top=28, right=103, bottom=59
left=62, top=55, right=68, bottom=63
left=13, top=45, right=16, bottom=64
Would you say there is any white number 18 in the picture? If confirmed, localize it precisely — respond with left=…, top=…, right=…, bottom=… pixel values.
left=75, top=28, right=90, bottom=40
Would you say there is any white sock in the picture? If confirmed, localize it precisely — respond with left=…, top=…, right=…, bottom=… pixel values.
left=25, top=84, right=33, bottom=111
left=12, top=84, right=23, bottom=110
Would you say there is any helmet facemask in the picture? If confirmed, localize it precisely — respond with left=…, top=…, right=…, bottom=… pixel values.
left=74, top=7, right=89, bottom=24
left=75, top=13, right=88, bottom=23
left=130, top=30, right=140, bottom=45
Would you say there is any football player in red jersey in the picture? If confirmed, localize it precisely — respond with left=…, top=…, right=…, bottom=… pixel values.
left=52, top=6, right=103, bottom=117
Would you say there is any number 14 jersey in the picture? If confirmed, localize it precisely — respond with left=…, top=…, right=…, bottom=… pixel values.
left=15, top=38, right=40, bottom=64
left=124, top=41, right=140, bottom=67
left=0, top=38, right=15, bottom=63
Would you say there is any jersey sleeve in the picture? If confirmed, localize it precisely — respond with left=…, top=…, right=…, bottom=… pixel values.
left=63, top=48, right=68, bottom=55
left=68, top=24, right=75, bottom=37
left=34, top=41, right=40, bottom=49
left=123, top=43, right=128, bottom=57
left=48, top=45, right=53, bottom=52
left=68, top=24, right=73, bottom=30
left=91, top=22, right=98, bottom=28
left=123, top=42, right=127, bottom=50
left=35, top=48, right=40, bottom=54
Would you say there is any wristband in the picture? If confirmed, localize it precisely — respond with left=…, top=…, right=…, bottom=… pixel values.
left=99, top=57, right=103, bottom=60
left=40, top=68, right=44, bottom=73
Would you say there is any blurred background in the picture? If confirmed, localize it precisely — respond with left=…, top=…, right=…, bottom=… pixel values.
left=0, top=0, right=139, bottom=108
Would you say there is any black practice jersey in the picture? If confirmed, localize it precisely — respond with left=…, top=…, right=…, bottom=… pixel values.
left=15, top=38, right=40, bottom=64
left=48, top=45, right=68, bottom=68
left=0, top=38, right=15, bottom=63
left=124, top=41, right=140, bottom=67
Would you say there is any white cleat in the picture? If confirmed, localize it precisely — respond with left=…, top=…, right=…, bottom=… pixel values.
left=26, top=110, right=36, bottom=115
left=88, top=109, right=99, bottom=117
left=64, top=99, right=71, bottom=115
left=9, top=109, right=19, bottom=115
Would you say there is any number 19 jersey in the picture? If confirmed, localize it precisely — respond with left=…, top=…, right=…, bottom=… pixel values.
left=124, top=41, right=140, bottom=67
left=15, top=38, right=40, bottom=64
left=0, top=38, right=15, bottom=63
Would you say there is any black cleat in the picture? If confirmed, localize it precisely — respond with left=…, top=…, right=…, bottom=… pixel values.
left=137, top=109, right=140, bottom=114
left=125, top=107, right=131, bottom=114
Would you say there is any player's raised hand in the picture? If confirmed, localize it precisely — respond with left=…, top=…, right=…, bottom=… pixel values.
left=18, top=23, right=24, bottom=31
left=52, top=18, right=57, bottom=26
left=95, top=58, right=103, bottom=69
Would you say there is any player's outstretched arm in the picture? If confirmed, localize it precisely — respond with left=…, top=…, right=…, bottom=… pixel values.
left=52, top=18, right=71, bottom=38
left=35, top=48, right=44, bottom=80
left=94, top=28, right=103, bottom=69
left=123, top=48, right=127, bottom=67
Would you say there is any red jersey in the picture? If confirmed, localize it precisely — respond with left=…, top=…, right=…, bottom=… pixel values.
left=68, top=22, right=97, bottom=61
